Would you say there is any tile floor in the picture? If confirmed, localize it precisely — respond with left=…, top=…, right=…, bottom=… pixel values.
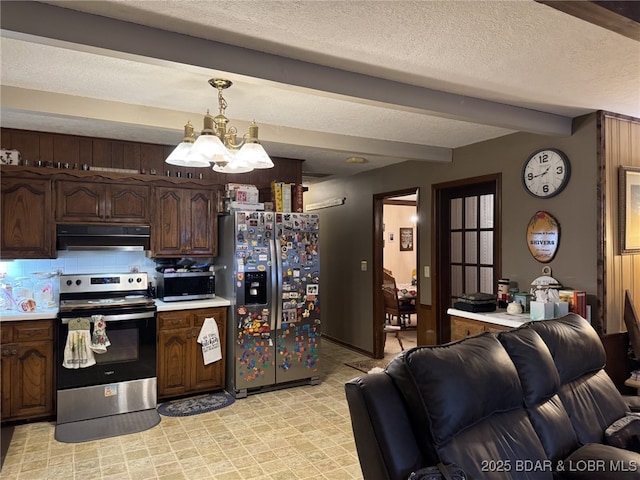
left=0, top=332, right=415, bottom=480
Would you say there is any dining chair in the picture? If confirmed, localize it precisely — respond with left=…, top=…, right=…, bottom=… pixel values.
left=382, top=271, right=416, bottom=328
left=383, top=323, right=404, bottom=351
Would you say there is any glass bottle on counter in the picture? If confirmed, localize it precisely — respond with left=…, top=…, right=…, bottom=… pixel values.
left=32, top=272, right=57, bottom=309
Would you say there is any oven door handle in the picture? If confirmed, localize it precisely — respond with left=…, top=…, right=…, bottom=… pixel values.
left=60, top=311, right=156, bottom=324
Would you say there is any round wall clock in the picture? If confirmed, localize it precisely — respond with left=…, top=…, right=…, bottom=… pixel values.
left=522, top=148, right=571, bottom=198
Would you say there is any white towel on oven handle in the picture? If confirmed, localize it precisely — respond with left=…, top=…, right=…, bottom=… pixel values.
left=197, top=317, right=222, bottom=365
left=62, top=318, right=96, bottom=369
left=90, top=314, right=110, bottom=354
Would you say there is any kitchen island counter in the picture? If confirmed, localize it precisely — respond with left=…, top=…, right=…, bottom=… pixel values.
left=447, top=308, right=530, bottom=329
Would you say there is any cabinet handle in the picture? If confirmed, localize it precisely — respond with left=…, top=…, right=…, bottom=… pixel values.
left=11, top=349, right=17, bottom=355
left=465, top=329, right=471, bottom=336
left=2, top=350, right=9, bottom=356
left=186, top=331, right=192, bottom=339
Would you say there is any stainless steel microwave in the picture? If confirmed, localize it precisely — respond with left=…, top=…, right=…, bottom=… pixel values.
left=156, top=271, right=215, bottom=301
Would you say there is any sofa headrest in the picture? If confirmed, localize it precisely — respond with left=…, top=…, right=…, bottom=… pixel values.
left=528, top=313, right=606, bottom=384
left=498, top=327, right=560, bottom=407
left=386, top=333, right=523, bottom=445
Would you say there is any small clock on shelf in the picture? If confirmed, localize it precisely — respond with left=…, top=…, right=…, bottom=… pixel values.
left=522, top=148, right=571, bottom=198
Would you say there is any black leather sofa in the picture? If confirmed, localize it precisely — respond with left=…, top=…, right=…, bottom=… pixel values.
left=345, top=314, right=640, bottom=479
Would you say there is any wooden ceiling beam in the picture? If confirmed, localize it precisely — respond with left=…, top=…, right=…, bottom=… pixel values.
left=537, top=1, right=640, bottom=41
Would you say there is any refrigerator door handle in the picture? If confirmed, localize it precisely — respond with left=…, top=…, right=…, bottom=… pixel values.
left=271, top=229, right=282, bottom=332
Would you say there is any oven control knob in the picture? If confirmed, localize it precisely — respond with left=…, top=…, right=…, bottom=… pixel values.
left=136, top=277, right=142, bottom=283
left=66, top=280, right=72, bottom=286
left=128, top=278, right=134, bottom=283
left=76, top=280, right=82, bottom=286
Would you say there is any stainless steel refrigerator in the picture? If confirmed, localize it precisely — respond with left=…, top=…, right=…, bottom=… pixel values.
left=217, top=211, right=321, bottom=398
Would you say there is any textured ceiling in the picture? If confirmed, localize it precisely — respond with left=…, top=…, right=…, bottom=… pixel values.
left=1, top=1, right=638, bottom=183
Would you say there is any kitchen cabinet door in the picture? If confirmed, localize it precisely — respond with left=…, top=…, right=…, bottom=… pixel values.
left=105, top=184, right=150, bottom=223
left=187, top=189, right=217, bottom=256
left=153, top=187, right=217, bottom=257
left=56, top=181, right=150, bottom=224
left=0, top=177, right=55, bottom=259
left=154, top=188, right=183, bottom=256
left=191, top=309, right=226, bottom=392
left=157, top=329, right=190, bottom=398
left=0, top=320, right=55, bottom=422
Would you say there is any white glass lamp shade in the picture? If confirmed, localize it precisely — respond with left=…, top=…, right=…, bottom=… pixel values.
left=187, top=133, right=228, bottom=164
left=236, top=142, right=274, bottom=169
left=165, top=141, right=209, bottom=167
left=212, top=151, right=254, bottom=174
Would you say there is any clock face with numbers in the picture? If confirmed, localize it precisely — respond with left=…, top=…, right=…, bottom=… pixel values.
left=522, top=148, right=571, bottom=198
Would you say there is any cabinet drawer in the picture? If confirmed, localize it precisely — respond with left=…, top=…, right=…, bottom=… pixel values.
left=10, top=320, right=54, bottom=341
left=193, top=310, right=224, bottom=328
left=451, top=317, right=485, bottom=340
left=158, top=312, right=190, bottom=330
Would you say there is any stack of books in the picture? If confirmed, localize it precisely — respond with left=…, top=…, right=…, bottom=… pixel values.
left=271, top=181, right=305, bottom=213
left=558, top=289, right=588, bottom=319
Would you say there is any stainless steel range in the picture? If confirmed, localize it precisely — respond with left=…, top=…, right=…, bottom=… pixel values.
left=55, top=272, right=159, bottom=443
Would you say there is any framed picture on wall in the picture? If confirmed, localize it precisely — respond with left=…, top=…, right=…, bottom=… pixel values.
left=620, top=166, right=640, bottom=254
left=400, top=227, right=413, bottom=251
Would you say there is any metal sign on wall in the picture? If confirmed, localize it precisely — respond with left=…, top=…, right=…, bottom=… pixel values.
left=526, top=211, right=560, bottom=263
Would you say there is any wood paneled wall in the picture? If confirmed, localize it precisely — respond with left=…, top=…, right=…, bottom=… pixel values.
left=598, top=112, right=640, bottom=333
left=0, top=128, right=303, bottom=196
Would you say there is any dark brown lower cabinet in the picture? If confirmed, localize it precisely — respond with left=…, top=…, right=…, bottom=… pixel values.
left=0, top=320, right=55, bottom=422
left=157, top=307, right=227, bottom=400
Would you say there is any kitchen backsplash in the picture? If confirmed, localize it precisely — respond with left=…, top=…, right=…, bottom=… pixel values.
left=0, top=251, right=158, bottom=280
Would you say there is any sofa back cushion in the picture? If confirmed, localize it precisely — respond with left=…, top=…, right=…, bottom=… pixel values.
left=498, top=327, right=578, bottom=461
left=386, top=333, right=550, bottom=476
left=529, top=314, right=629, bottom=444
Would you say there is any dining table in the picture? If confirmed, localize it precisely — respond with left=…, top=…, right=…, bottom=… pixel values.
left=396, top=283, right=417, bottom=302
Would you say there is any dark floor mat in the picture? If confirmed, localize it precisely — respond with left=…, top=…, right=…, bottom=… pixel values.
left=55, top=409, right=160, bottom=443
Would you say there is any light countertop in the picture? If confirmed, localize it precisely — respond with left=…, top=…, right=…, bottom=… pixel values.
left=155, top=297, right=231, bottom=311
left=0, top=308, right=59, bottom=322
left=0, top=297, right=231, bottom=321
left=447, top=308, right=531, bottom=329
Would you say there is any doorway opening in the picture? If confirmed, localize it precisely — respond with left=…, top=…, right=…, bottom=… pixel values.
left=373, top=187, right=419, bottom=359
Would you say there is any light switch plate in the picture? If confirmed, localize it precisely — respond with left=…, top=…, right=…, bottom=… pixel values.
left=424, top=266, right=430, bottom=278
left=360, top=261, right=367, bottom=271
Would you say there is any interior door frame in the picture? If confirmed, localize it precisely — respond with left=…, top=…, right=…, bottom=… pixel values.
left=372, top=187, right=420, bottom=359
left=432, top=173, right=501, bottom=343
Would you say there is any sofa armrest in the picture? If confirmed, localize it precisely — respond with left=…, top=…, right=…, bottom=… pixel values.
left=557, top=443, right=640, bottom=479
left=601, top=332, right=636, bottom=395
left=345, top=373, right=425, bottom=480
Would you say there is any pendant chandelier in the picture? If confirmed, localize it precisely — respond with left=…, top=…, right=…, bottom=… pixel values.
left=165, top=78, right=274, bottom=173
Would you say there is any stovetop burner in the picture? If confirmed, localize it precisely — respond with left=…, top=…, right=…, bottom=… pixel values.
left=58, top=272, right=155, bottom=312
left=59, top=295, right=155, bottom=311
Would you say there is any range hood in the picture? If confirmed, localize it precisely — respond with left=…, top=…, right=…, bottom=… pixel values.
left=57, top=225, right=151, bottom=251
